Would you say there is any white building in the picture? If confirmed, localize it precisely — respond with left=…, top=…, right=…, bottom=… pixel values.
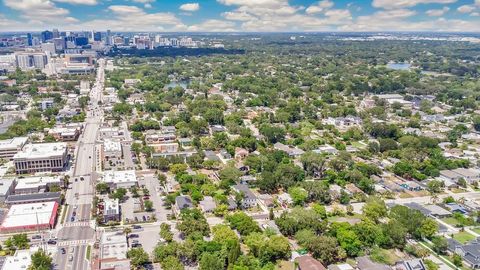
left=2, top=249, right=32, bottom=270
left=103, top=198, right=120, bottom=223
left=15, top=176, right=62, bottom=194
left=102, top=170, right=137, bottom=189
left=100, top=231, right=130, bottom=270
left=0, top=201, right=59, bottom=233
left=0, top=178, right=15, bottom=203
left=102, top=139, right=123, bottom=169
left=13, top=142, right=68, bottom=174
left=0, top=137, right=28, bottom=160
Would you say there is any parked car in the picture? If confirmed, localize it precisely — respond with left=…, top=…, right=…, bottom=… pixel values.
left=31, top=235, right=41, bottom=240
left=132, top=225, right=142, bottom=229
left=131, top=243, right=142, bottom=248
left=48, top=240, right=57, bottom=245
left=60, top=248, right=66, bottom=254
left=71, top=217, right=75, bottom=222
left=129, top=234, right=139, bottom=238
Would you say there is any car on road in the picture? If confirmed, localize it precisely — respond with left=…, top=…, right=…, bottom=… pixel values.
left=47, top=240, right=57, bottom=245
left=132, top=225, right=142, bottom=229
left=131, top=243, right=142, bottom=248
left=129, top=234, right=139, bottom=238
left=142, top=216, right=146, bottom=221
left=71, top=217, right=75, bottom=222
left=74, top=205, right=78, bottom=210
left=72, top=211, right=76, bottom=216
left=69, top=255, right=73, bottom=262
left=31, top=235, right=41, bottom=240
left=60, top=248, right=66, bottom=254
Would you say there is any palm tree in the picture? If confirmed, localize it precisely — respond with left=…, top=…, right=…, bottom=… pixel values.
left=123, top=227, right=132, bottom=241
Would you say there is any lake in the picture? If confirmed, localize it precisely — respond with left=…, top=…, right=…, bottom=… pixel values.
left=386, top=63, right=411, bottom=70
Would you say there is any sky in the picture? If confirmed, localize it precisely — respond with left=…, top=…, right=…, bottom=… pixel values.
left=1, top=0, right=480, bottom=32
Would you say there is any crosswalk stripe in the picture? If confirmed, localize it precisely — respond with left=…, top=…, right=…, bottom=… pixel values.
left=57, top=239, right=92, bottom=246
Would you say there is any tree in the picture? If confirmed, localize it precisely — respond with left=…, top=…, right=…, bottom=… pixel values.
left=260, top=235, right=291, bottom=263
left=301, top=152, right=326, bottom=178
left=199, top=252, right=225, bottom=270
left=288, top=187, right=308, bottom=206
left=308, top=235, right=346, bottom=265
left=452, top=254, right=463, bottom=267
left=212, top=224, right=238, bottom=245
left=161, top=256, right=184, bottom=270
left=176, top=208, right=210, bottom=238
left=29, top=249, right=52, bottom=270
left=144, top=200, right=153, bottom=212
left=423, top=259, right=439, bottom=270
left=127, top=248, right=150, bottom=269
left=123, top=227, right=132, bottom=239
left=227, top=212, right=260, bottom=236
left=336, top=228, right=362, bottom=257
left=96, top=182, right=109, bottom=194
left=160, top=223, right=173, bottom=242
left=431, top=236, right=448, bottom=255
left=362, top=197, right=387, bottom=222
left=111, top=188, right=127, bottom=200
left=419, top=218, right=439, bottom=239
left=427, top=180, right=443, bottom=194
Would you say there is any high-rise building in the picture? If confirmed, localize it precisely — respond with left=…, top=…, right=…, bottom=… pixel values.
left=15, top=53, right=48, bottom=70
left=75, top=37, right=89, bottom=46
left=26, top=33, right=32, bottom=46
left=93, top=32, right=102, bottom=42
left=53, top=38, right=66, bottom=51
left=106, top=30, right=111, bottom=45
left=41, top=30, right=53, bottom=42
left=52, top=29, right=59, bottom=39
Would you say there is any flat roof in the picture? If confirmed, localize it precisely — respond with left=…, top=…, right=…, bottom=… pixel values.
left=0, top=178, right=14, bottom=195
left=15, top=176, right=62, bottom=190
left=13, top=142, right=67, bottom=159
left=2, top=249, right=31, bottom=270
left=101, top=231, right=128, bottom=260
left=5, top=192, right=61, bottom=204
left=104, top=139, right=122, bottom=152
left=103, top=170, right=137, bottom=184
left=0, top=137, right=28, bottom=151
left=1, top=201, right=58, bottom=229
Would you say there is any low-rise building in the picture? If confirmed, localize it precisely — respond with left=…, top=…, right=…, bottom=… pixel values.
left=0, top=201, right=59, bottom=233
left=103, top=198, right=120, bottom=223
left=231, top=184, right=257, bottom=209
left=0, top=137, right=28, bottom=160
left=102, top=139, right=123, bottom=169
left=199, top=196, right=216, bottom=213
left=99, top=231, right=130, bottom=270
left=5, top=192, right=61, bottom=206
left=2, top=249, right=32, bottom=270
left=13, top=142, right=68, bottom=174
left=174, top=195, right=193, bottom=215
left=14, top=176, right=62, bottom=194
left=47, top=126, right=81, bottom=141
left=102, top=170, right=137, bottom=189
left=0, top=178, right=15, bottom=203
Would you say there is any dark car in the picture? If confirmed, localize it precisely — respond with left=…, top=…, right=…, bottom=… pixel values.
left=142, top=216, right=146, bottom=221
left=72, top=211, right=76, bottom=216
left=129, top=234, right=139, bottom=238
left=131, top=243, right=142, bottom=248
left=48, top=240, right=57, bottom=245
left=132, top=225, right=142, bottom=229
left=71, top=217, right=75, bottom=222
left=31, top=235, right=41, bottom=240
left=60, top=248, right=66, bottom=254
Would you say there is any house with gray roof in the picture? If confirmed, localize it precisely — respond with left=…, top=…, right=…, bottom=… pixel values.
left=174, top=195, right=193, bottom=216
left=231, top=184, right=257, bottom=209
left=448, top=237, right=480, bottom=268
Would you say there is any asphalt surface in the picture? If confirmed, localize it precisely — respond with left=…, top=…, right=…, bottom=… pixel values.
left=55, top=59, right=105, bottom=270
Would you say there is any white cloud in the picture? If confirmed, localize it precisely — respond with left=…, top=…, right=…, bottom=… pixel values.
left=372, top=0, right=457, bottom=10
left=180, top=3, right=200, bottom=12
left=222, top=10, right=256, bottom=21
left=52, top=0, right=97, bottom=5
left=457, top=5, right=476, bottom=13
left=425, top=6, right=449, bottom=16
left=108, top=5, right=144, bottom=15
left=3, top=0, right=78, bottom=23
left=188, top=19, right=236, bottom=31
left=305, top=0, right=334, bottom=14
left=132, top=0, right=154, bottom=3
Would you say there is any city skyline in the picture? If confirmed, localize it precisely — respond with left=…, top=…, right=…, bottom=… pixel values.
left=1, top=0, right=480, bottom=32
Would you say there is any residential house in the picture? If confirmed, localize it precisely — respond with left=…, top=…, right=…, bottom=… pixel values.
left=199, top=196, right=216, bottom=213
left=174, top=196, right=193, bottom=216
left=296, top=255, right=326, bottom=270
left=231, top=184, right=257, bottom=209
left=394, top=259, right=426, bottom=270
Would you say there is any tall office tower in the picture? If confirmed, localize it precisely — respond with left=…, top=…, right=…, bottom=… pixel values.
left=52, top=29, right=59, bottom=38
left=26, top=33, right=32, bottom=46
left=53, top=38, right=66, bottom=51
left=106, top=30, right=111, bottom=45
left=41, top=30, right=53, bottom=42
left=93, top=31, right=102, bottom=42
left=75, top=37, right=89, bottom=46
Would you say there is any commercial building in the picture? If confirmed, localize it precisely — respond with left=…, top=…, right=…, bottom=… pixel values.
left=0, top=178, right=15, bottom=203
left=102, top=139, right=123, bottom=169
left=15, top=52, right=48, bottom=70
left=47, top=126, right=81, bottom=141
left=13, top=142, right=68, bottom=174
left=5, top=192, right=61, bottom=206
left=102, top=170, right=137, bottom=189
left=103, top=198, right=120, bottom=223
left=14, top=176, right=62, bottom=194
left=2, top=249, right=32, bottom=270
left=0, top=201, right=59, bottom=233
left=99, top=231, right=130, bottom=270
left=0, top=137, right=28, bottom=160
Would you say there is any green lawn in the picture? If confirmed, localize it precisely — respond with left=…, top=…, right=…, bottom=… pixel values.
left=472, top=227, right=480, bottom=234
left=86, top=245, right=91, bottom=260
left=441, top=217, right=461, bottom=226
left=453, top=231, right=476, bottom=244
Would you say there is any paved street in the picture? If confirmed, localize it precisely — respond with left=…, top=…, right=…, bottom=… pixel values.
left=55, top=59, right=106, bottom=270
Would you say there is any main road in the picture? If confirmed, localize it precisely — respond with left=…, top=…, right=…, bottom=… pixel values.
left=55, top=59, right=105, bottom=270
